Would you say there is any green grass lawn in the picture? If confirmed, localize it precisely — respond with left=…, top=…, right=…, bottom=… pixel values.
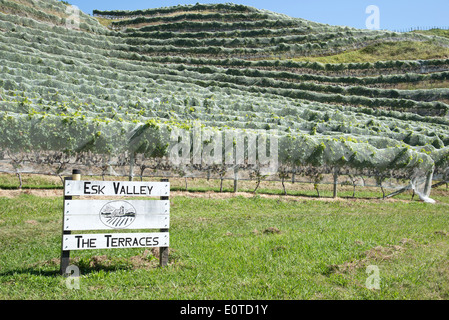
left=1, top=192, right=449, bottom=300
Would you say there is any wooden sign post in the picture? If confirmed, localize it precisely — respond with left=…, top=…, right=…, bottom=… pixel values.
left=60, top=171, right=170, bottom=275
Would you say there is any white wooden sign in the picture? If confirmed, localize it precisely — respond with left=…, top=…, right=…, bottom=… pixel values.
left=63, top=232, right=169, bottom=251
left=64, top=180, right=170, bottom=197
left=63, top=200, right=169, bottom=231
left=60, top=178, right=170, bottom=273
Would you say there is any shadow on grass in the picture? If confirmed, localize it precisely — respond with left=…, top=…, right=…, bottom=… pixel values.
left=0, top=267, right=60, bottom=277
left=172, top=186, right=320, bottom=197
left=171, top=186, right=389, bottom=201
left=0, top=184, right=387, bottom=201
left=0, top=254, right=160, bottom=278
left=0, top=185, right=63, bottom=190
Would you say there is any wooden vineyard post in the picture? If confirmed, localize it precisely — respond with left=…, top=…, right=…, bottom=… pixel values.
left=333, top=167, right=338, bottom=199
left=233, top=167, right=239, bottom=193
left=159, top=178, right=169, bottom=267
left=60, top=176, right=71, bottom=275
left=423, top=169, right=434, bottom=197
left=60, top=169, right=81, bottom=275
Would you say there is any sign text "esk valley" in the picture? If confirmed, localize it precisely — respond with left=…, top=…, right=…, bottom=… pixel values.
left=83, top=181, right=154, bottom=196
left=64, top=180, right=170, bottom=197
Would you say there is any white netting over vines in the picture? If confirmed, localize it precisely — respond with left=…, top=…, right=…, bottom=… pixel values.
left=0, top=0, right=448, bottom=202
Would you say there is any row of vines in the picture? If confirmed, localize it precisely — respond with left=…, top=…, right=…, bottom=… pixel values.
left=0, top=1, right=448, bottom=200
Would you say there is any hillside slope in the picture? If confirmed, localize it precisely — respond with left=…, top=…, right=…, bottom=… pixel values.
left=0, top=0, right=448, bottom=197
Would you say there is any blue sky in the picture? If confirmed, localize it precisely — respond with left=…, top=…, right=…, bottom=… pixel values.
left=70, top=0, right=449, bottom=31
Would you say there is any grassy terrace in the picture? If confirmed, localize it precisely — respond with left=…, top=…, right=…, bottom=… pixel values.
left=1, top=188, right=449, bottom=299
left=0, top=165, right=448, bottom=300
left=294, top=41, right=449, bottom=64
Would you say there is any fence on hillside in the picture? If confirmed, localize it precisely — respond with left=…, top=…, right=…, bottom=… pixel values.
left=392, top=26, right=449, bottom=33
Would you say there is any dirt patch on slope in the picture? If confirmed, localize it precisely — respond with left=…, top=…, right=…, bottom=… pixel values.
left=0, top=189, right=63, bottom=198
left=0, top=188, right=431, bottom=205
left=327, top=238, right=417, bottom=274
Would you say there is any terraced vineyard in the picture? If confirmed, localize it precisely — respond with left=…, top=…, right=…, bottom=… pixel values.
left=1, top=0, right=449, bottom=200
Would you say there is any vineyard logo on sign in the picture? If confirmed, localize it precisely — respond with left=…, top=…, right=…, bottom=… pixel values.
left=99, top=201, right=136, bottom=229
